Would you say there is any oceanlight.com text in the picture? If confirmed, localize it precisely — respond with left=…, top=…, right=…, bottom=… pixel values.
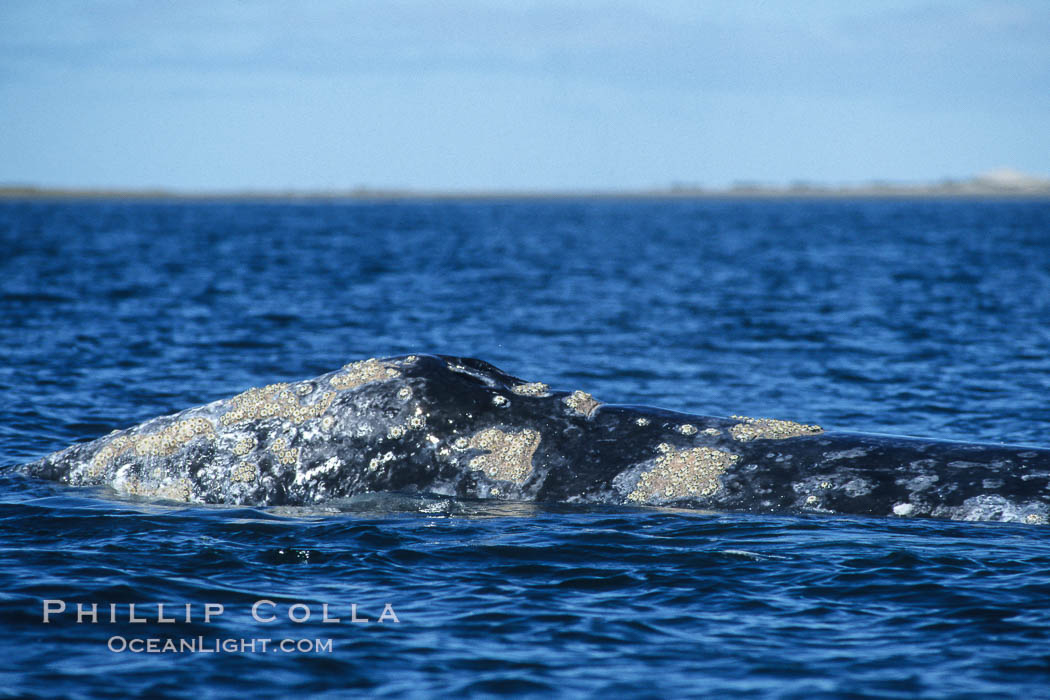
left=107, top=636, right=333, bottom=654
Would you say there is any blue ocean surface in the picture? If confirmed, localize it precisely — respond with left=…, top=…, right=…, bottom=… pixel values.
left=1, top=198, right=1050, bottom=698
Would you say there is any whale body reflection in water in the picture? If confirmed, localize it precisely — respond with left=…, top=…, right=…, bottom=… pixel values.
left=21, top=354, right=1050, bottom=524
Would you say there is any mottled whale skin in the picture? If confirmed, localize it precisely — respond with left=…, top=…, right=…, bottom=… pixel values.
left=21, top=354, right=1050, bottom=523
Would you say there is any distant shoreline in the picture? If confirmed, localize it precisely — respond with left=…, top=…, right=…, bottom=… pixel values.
left=2, top=182, right=1050, bottom=202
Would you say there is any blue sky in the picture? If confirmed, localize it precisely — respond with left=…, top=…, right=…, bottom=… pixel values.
left=1, top=0, right=1048, bottom=191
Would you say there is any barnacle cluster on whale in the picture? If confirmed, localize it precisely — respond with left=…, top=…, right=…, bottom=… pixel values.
left=625, top=444, right=740, bottom=503
left=466, top=428, right=541, bottom=484
left=19, top=353, right=1050, bottom=523
left=729, top=415, right=823, bottom=442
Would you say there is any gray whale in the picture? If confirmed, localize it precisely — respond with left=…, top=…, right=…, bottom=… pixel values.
left=21, top=354, right=1050, bottom=523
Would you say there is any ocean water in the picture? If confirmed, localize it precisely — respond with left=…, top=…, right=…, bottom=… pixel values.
left=2, top=198, right=1050, bottom=698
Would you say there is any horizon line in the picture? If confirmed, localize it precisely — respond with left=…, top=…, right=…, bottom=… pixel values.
left=3, top=179, right=1050, bottom=202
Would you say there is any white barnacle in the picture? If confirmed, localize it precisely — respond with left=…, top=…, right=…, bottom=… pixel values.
left=564, top=390, right=600, bottom=416
left=332, top=358, right=400, bottom=390
left=233, top=436, right=255, bottom=456
left=511, top=382, right=549, bottom=397
left=730, top=416, right=823, bottom=442
left=893, top=503, right=914, bottom=516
